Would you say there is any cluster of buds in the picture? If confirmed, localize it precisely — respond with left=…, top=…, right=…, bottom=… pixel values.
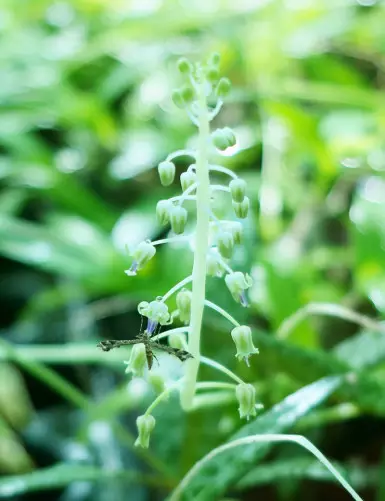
left=121, top=54, right=261, bottom=448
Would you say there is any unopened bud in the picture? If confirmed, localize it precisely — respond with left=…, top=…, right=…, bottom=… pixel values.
left=169, top=333, right=186, bottom=350
left=229, top=178, right=246, bottom=203
left=158, top=161, right=176, bottom=186
left=235, top=384, right=257, bottom=420
left=230, top=222, right=243, bottom=244
left=177, top=57, right=192, bottom=74
left=148, top=373, right=166, bottom=395
left=206, top=253, right=225, bottom=277
left=231, top=326, right=259, bottom=366
left=208, top=52, right=221, bottom=67
left=216, top=77, right=231, bottom=98
left=225, top=271, right=253, bottom=306
left=135, top=414, right=156, bottom=448
left=232, top=196, right=250, bottom=219
left=180, top=171, right=196, bottom=192
left=172, top=89, right=185, bottom=109
left=217, top=231, right=234, bottom=259
left=180, top=85, right=195, bottom=104
left=169, top=205, right=188, bottom=234
left=124, top=344, right=147, bottom=378
left=206, top=66, right=219, bottom=83
left=156, top=199, right=171, bottom=226
left=176, top=289, right=192, bottom=324
left=212, top=127, right=236, bottom=151
left=125, top=240, right=156, bottom=276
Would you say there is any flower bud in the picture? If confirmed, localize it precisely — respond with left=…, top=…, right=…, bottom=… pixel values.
left=176, top=289, right=192, bottom=324
left=171, top=89, right=185, bottom=109
left=138, top=299, right=170, bottom=334
left=231, top=326, right=259, bottom=366
left=180, top=85, right=195, bottom=104
left=177, top=57, right=192, bottom=74
left=169, top=205, right=188, bottom=234
left=215, top=77, right=231, bottom=98
left=206, top=253, right=225, bottom=277
left=135, top=414, right=156, bottom=448
left=148, top=373, right=166, bottom=395
left=206, top=66, right=219, bottom=83
left=158, top=161, right=176, bottom=186
left=217, top=231, right=234, bottom=259
left=124, top=343, right=147, bottom=378
left=168, top=333, right=186, bottom=350
left=225, top=271, right=253, bottom=306
left=180, top=171, right=196, bottom=192
left=212, top=127, right=236, bottom=151
left=208, top=52, right=221, bottom=67
left=229, top=178, right=246, bottom=203
left=156, top=199, right=171, bottom=226
left=232, top=196, right=250, bottom=219
left=125, top=240, right=156, bottom=276
left=235, top=383, right=257, bottom=420
left=230, top=222, right=243, bottom=245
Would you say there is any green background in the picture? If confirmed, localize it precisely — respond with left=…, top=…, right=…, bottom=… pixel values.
left=1, top=0, right=385, bottom=500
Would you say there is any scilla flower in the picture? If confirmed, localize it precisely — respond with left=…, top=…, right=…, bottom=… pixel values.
left=124, top=344, right=147, bottom=378
left=138, top=299, right=170, bottom=335
left=225, top=272, right=253, bottom=307
left=231, top=325, right=259, bottom=366
left=235, top=383, right=261, bottom=420
left=135, top=414, right=156, bottom=449
left=125, top=240, right=156, bottom=276
left=114, top=54, right=260, bottom=425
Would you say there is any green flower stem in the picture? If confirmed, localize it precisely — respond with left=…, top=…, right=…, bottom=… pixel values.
left=177, top=182, right=198, bottom=205
left=166, top=149, right=196, bottom=162
left=204, top=299, right=241, bottom=328
left=216, top=256, right=233, bottom=274
left=208, top=164, right=238, bottom=179
left=152, top=326, right=190, bottom=342
left=162, top=275, right=193, bottom=303
left=210, top=184, right=231, bottom=194
left=200, top=355, right=244, bottom=384
left=208, top=100, right=223, bottom=120
left=145, top=381, right=181, bottom=416
left=145, top=381, right=236, bottom=418
left=151, top=236, right=191, bottom=246
left=195, top=381, right=236, bottom=391
left=180, top=80, right=211, bottom=410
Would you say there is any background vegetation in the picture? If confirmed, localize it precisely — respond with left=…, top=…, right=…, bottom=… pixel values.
left=1, top=0, right=385, bottom=499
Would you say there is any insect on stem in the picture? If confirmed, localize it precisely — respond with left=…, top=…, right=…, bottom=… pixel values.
left=97, top=332, right=193, bottom=370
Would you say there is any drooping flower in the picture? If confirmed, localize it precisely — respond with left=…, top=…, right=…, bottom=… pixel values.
left=231, top=325, right=259, bottom=366
left=225, top=272, right=253, bottom=307
left=125, top=240, right=156, bottom=276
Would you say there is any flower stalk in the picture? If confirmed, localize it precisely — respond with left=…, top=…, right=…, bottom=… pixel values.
left=180, top=79, right=211, bottom=410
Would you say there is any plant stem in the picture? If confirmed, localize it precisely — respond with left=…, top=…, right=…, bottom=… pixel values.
left=180, top=80, right=210, bottom=410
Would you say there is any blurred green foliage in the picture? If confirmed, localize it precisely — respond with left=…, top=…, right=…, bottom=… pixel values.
left=1, top=0, right=385, bottom=500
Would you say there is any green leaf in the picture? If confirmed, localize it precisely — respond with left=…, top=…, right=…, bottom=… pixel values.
left=0, top=464, right=165, bottom=498
left=181, top=376, right=341, bottom=500
left=333, top=330, right=385, bottom=370
left=237, top=457, right=377, bottom=490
